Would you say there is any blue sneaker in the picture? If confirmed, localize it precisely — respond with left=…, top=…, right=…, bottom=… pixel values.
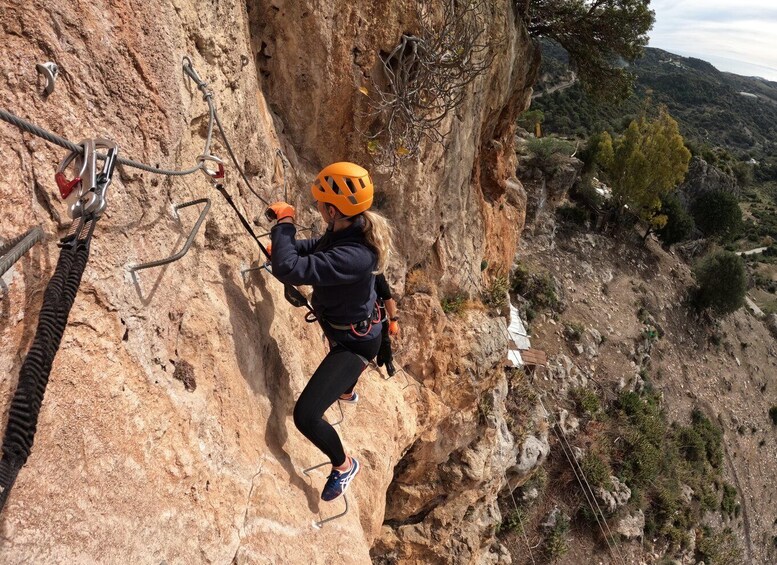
left=321, top=457, right=360, bottom=501
left=339, top=391, right=359, bottom=404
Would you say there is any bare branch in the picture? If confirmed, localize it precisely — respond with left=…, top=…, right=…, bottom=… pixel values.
left=359, top=0, right=504, bottom=169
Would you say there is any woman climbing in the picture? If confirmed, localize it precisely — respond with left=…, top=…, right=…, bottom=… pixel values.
left=266, top=161, right=394, bottom=502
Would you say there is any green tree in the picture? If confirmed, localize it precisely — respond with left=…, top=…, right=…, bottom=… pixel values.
left=596, top=107, right=692, bottom=237
left=525, top=0, right=655, bottom=100
left=656, top=192, right=694, bottom=246
left=517, top=109, right=545, bottom=131
left=691, top=191, right=742, bottom=241
left=692, top=251, right=747, bottom=315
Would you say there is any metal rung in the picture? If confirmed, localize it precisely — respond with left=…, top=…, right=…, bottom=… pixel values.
left=0, top=226, right=44, bottom=278
left=327, top=400, right=345, bottom=427
left=301, top=461, right=350, bottom=528
left=128, top=198, right=211, bottom=272
left=240, top=260, right=271, bottom=277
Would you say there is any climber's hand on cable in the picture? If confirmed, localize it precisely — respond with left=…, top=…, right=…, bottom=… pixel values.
left=388, top=319, right=400, bottom=337
left=266, top=243, right=272, bottom=256
left=266, top=202, right=295, bottom=222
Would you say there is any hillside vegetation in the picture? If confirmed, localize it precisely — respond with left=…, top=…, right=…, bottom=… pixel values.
left=534, top=45, right=777, bottom=172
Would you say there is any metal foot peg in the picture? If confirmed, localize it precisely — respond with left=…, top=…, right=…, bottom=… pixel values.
left=327, top=400, right=345, bottom=427
left=301, top=461, right=350, bottom=529
left=128, top=198, right=211, bottom=272
left=240, top=260, right=271, bottom=277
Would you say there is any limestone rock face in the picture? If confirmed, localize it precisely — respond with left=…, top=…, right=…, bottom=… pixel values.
left=766, top=313, right=777, bottom=340
left=516, top=145, right=584, bottom=234
left=596, top=475, right=632, bottom=514
left=0, top=1, right=539, bottom=563
left=678, top=156, right=739, bottom=205
left=616, top=509, right=645, bottom=540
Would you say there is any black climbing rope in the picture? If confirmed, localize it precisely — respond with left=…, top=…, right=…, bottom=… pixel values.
left=0, top=216, right=97, bottom=512
left=0, top=142, right=118, bottom=513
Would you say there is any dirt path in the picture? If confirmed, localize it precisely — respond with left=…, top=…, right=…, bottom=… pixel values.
left=724, top=446, right=755, bottom=564
left=532, top=76, right=576, bottom=99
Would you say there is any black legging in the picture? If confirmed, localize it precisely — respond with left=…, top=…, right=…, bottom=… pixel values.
left=293, top=335, right=381, bottom=466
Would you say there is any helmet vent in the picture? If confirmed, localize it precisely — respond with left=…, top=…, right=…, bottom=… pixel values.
left=325, top=176, right=340, bottom=193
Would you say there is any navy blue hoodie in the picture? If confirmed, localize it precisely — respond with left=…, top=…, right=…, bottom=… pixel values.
left=270, top=217, right=380, bottom=342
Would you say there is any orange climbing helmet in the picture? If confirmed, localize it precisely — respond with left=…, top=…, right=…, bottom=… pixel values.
left=311, top=162, right=374, bottom=217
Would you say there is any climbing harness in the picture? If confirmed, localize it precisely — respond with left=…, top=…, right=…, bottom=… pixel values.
left=0, top=141, right=118, bottom=513
left=323, top=303, right=383, bottom=336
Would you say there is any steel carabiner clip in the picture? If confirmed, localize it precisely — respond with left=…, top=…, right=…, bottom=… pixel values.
left=197, top=154, right=225, bottom=184
left=55, top=138, right=118, bottom=219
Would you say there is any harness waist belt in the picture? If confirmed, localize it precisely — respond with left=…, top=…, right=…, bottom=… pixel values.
left=324, top=304, right=381, bottom=332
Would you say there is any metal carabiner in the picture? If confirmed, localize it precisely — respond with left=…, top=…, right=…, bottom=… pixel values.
left=197, top=154, right=225, bottom=182
left=56, top=139, right=96, bottom=203
left=86, top=139, right=119, bottom=218
left=57, top=138, right=118, bottom=219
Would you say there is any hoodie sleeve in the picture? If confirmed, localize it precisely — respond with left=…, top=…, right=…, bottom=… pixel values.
left=270, top=223, right=375, bottom=286
left=375, top=273, right=392, bottom=300
left=294, top=237, right=321, bottom=256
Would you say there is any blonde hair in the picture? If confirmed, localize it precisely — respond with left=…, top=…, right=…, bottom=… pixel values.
left=362, top=210, right=395, bottom=275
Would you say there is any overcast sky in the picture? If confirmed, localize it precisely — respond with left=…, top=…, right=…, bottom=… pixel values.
left=648, top=0, right=777, bottom=81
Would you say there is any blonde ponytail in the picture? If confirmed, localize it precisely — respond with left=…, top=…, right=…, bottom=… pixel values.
left=362, top=210, right=395, bottom=275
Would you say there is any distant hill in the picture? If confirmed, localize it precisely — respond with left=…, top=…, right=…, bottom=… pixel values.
left=531, top=45, right=777, bottom=164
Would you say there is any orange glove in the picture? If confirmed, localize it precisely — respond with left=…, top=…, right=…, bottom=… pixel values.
left=266, top=202, right=295, bottom=221
left=266, top=243, right=272, bottom=256
left=388, top=319, right=400, bottom=336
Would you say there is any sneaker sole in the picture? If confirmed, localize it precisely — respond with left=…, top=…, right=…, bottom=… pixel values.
left=339, top=392, right=359, bottom=404
left=322, top=458, right=360, bottom=502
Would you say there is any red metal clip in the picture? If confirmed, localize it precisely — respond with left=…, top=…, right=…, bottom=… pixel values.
left=55, top=172, right=82, bottom=199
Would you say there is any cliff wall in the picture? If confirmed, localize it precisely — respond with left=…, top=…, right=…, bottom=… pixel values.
left=0, top=1, right=539, bottom=562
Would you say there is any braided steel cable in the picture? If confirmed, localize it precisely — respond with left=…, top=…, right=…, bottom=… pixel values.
left=442, top=258, right=623, bottom=562
left=0, top=219, right=95, bottom=513
left=0, top=227, right=44, bottom=277
left=0, top=102, right=212, bottom=177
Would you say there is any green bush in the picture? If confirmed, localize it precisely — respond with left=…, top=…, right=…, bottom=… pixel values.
left=572, top=387, right=601, bottom=417
left=500, top=509, right=526, bottom=534
left=482, top=275, right=509, bottom=310
left=656, top=192, right=694, bottom=245
left=512, top=263, right=563, bottom=313
left=527, top=136, right=576, bottom=173
left=580, top=452, right=613, bottom=490
left=517, top=109, right=545, bottom=131
left=441, top=294, right=467, bottom=315
left=557, top=203, right=589, bottom=226
left=544, top=512, right=570, bottom=560
left=692, top=251, right=747, bottom=315
left=720, top=483, right=738, bottom=518
left=564, top=322, right=584, bottom=342
left=691, top=190, right=743, bottom=241
left=690, top=409, right=723, bottom=469
left=696, top=528, right=743, bottom=565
